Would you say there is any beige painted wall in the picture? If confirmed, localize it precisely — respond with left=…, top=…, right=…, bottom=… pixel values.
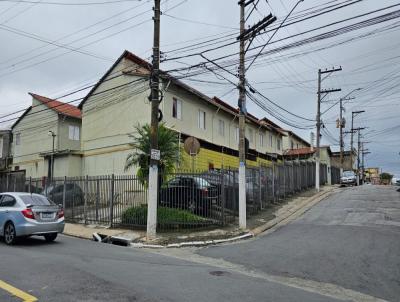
left=81, top=57, right=284, bottom=176
left=11, top=97, right=82, bottom=178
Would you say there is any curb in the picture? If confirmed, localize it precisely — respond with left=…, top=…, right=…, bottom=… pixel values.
left=131, top=233, right=254, bottom=249
left=65, top=187, right=335, bottom=249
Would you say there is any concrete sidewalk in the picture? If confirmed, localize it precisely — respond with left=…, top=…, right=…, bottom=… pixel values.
left=63, top=185, right=338, bottom=247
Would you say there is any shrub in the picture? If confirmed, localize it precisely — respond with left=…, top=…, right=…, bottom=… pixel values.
left=121, top=206, right=210, bottom=227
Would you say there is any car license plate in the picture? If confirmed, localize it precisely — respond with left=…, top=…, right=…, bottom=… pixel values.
left=41, top=213, right=54, bottom=219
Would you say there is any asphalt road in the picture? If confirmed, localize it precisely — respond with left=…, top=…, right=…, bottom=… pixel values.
left=0, top=185, right=398, bottom=302
left=198, top=185, right=400, bottom=302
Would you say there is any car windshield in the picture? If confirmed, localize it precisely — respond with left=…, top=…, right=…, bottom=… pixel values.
left=343, top=171, right=355, bottom=177
left=20, top=195, right=55, bottom=206
left=193, top=177, right=211, bottom=188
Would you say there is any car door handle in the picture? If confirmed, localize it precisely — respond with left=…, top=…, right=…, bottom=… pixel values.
left=5, top=210, right=9, bottom=213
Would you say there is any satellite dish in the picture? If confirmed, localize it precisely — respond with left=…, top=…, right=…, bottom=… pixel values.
left=184, top=137, right=200, bottom=156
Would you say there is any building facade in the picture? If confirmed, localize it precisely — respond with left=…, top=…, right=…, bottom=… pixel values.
left=79, top=51, right=285, bottom=176
left=11, top=93, right=82, bottom=179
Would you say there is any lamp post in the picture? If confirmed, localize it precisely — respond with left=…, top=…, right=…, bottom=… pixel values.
left=48, top=130, right=56, bottom=184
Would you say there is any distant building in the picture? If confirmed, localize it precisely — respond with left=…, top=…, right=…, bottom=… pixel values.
left=365, top=167, right=380, bottom=184
left=330, top=150, right=356, bottom=171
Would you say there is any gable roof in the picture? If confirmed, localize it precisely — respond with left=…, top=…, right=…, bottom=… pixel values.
left=283, top=130, right=310, bottom=147
left=78, top=50, right=286, bottom=136
left=29, top=93, right=81, bottom=119
left=12, top=93, right=81, bottom=129
left=284, top=147, right=315, bottom=156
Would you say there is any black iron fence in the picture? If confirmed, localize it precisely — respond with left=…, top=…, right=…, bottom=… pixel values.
left=0, top=160, right=327, bottom=230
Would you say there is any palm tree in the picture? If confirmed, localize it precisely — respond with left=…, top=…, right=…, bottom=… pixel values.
left=125, top=123, right=180, bottom=185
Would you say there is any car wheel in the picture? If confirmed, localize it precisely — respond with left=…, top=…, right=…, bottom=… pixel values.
left=4, top=222, right=17, bottom=245
left=44, top=233, right=58, bottom=242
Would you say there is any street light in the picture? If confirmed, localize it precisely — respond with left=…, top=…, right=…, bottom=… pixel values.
left=48, top=130, right=56, bottom=184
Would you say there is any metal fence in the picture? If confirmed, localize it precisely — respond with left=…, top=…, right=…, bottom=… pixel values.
left=0, top=160, right=326, bottom=230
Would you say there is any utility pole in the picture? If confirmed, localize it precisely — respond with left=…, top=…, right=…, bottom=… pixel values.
left=237, top=0, right=275, bottom=229
left=353, top=127, right=366, bottom=185
left=361, top=142, right=370, bottom=184
left=238, top=0, right=247, bottom=230
left=339, top=97, right=344, bottom=175
left=147, top=0, right=161, bottom=240
left=316, top=67, right=342, bottom=191
left=350, top=110, right=365, bottom=170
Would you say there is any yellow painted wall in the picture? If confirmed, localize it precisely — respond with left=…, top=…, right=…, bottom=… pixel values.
left=178, top=147, right=273, bottom=172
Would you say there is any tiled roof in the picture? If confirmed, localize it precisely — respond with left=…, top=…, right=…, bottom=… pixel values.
left=29, top=93, right=81, bottom=119
left=284, top=147, right=315, bottom=156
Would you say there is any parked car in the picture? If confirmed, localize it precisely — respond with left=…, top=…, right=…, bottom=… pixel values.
left=42, top=183, right=84, bottom=207
left=340, top=171, right=357, bottom=186
left=0, top=192, right=64, bottom=245
left=159, top=176, right=218, bottom=215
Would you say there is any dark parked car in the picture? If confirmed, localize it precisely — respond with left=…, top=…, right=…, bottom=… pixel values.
left=159, top=176, right=218, bottom=215
left=41, top=183, right=84, bottom=207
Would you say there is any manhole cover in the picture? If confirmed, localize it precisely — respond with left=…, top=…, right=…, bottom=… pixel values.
left=209, top=270, right=230, bottom=277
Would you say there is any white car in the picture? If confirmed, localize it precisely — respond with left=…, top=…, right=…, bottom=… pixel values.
left=0, top=192, right=65, bottom=245
left=340, top=171, right=357, bottom=186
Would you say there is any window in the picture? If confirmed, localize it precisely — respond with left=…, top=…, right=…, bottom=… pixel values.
left=172, top=98, right=182, bottom=120
left=69, top=125, right=80, bottom=141
left=269, top=134, right=273, bottom=147
left=0, top=195, right=16, bottom=207
left=248, top=128, right=253, bottom=143
left=235, top=127, right=239, bottom=142
left=20, top=195, right=55, bottom=206
left=291, top=140, right=294, bottom=149
left=259, top=133, right=264, bottom=147
left=0, top=137, right=3, bottom=158
left=198, top=110, right=206, bottom=130
left=297, top=143, right=299, bottom=149
left=15, top=133, right=21, bottom=146
left=218, top=119, right=225, bottom=136
left=277, top=138, right=281, bottom=150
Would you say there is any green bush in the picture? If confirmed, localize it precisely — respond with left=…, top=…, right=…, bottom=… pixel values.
left=121, top=206, right=209, bottom=227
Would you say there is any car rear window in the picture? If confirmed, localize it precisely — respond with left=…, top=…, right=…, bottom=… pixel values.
left=20, top=195, right=55, bottom=206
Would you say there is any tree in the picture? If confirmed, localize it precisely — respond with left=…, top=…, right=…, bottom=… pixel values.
left=380, top=172, right=393, bottom=181
left=125, top=123, right=180, bottom=185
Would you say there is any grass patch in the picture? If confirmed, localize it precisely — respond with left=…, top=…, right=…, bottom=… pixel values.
left=121, top=206, right=212, bottom=227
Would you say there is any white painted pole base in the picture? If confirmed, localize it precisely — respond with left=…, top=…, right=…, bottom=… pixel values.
left=239, top=163, right=246, bottom=230
left=147, top=164, right=158, bottom=240
left=315, top=160, right=320, bottom=192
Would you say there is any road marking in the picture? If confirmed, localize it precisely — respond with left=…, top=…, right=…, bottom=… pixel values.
left=0, top=280, right=38, bottom=302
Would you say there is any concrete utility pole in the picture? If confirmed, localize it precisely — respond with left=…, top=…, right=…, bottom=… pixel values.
left=237, top=0, right=275, bottom=229
left=339, top=98, right=344, bottom=175
left=353, top=127, right=366, bottom=185
left=350, top=110, right=365, bottom=170
left=316, top=67, right=341, bottom=191
left=147, top=0, right=161, bottom=240
left=238, top=0, right=247, bottom=230
left=361, top=142, right=371, bottom=184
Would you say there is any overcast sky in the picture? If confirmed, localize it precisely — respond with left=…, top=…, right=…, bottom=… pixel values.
left=0, top=0, right=399, bottom=177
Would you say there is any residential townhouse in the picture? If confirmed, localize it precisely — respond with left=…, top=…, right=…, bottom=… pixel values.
left=78, top=50, right=286, bottom=176
left=282, top=130, right=310, bottom=151
left=11, top=93, right=82, bottom=179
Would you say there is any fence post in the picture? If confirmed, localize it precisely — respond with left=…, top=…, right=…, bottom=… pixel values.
left=96, top=178, right=100, bottom=222
left=62, top=176, right=66, bottom=210
left=28, top=177, right=32, bottom=193
left=258, top=165, right=262, bottom=210
left=221, top=168, right=225, bottom=225
left=109, top=174, right=115, bottom=228
left=84, top=175, right=88, bottom=225
left=272, top=163, right=275, bottom=203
